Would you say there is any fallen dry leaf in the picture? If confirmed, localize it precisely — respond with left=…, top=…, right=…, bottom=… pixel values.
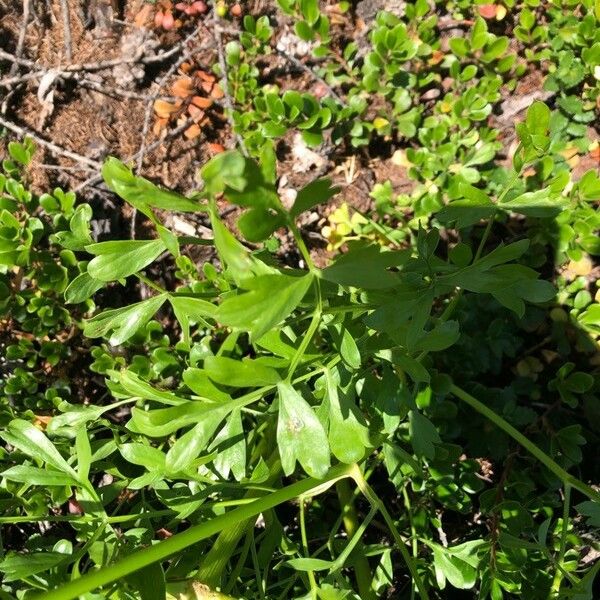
left=187, top=104, right=205, bottom=122
left=172, top=77, right=194, bottom=98
left=134, top=3, right=154, bottom=28
left=154, top=99, right=180, bottom=118
left=192, top=95, right=213, bottom=109
left=207, top=142, right=225, bottom=154
left=478, top=4, right=497, bottom=18
left=185, top=123, right=202, bottom=139
left=210, top=83, right=224, bottom=99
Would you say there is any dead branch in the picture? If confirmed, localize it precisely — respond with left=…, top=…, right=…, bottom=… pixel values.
left=59, top=0, right=72, bottom=61
left=1, top=0, right=32, bottom=115
left=74, top=116, right=198, bottom=193
left=213, top=24, right=247, bottom=154
left=275, top=48, right=342, bottom=103
left=0, top=114, right=102, bottom=169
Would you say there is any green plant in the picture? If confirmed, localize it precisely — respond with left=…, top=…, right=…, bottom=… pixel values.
left=1, top=100, right=599, bottom=600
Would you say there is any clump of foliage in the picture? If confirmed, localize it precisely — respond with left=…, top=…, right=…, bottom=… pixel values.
left=1, top=97, right=599, bottom=600
left=1, top=1, right=600, bottom=599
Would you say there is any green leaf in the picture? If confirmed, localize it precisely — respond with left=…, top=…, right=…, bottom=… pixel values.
left=409, top=410, right=440, bottom=459
left=211, top=410, right=247, bottom=481
left=322, top=244, right=410, bottom=289
left=277, top=382, right=330, bottom=478
left=128, top=403, right=206, bottom=437
left=223, top=156, right=281, bottom=209
left=499, top=188, right=565, bottom=217
left=102, top=157, right=202, bottom=213
left=237, top=207, right=285, bottom=242
left=290, top=178, right=339, bottom=218
left=287, top=558, right=332, bottom=572
left=575, top=501, right=600, bottom=527
left=119, top=370, right=186, bottom=405
left=64, top=272, right=104, bottom=304
left=431, top=542, right=479, bottom=590
left=339, top=327, right=361, bottom=369
left=390, top=351, right=430, bottom=383
left=120, top=443, right=166, bottom=471
left=201, top=150, right=247, bottom=194
left=126, top=563, right=166, bottom=600
left=86, top=239, right=166, bottom=281
left=1, top=419, right=78, bottom=479
left=203, top=356, right=281, bottom=387
left=53, top=204, right=93, bottom=250
left=210, top=211, right=273, bottom=285
left=76, top=427, right=92, bottom=481
left=526, top=101, right=551, bottom=136
left=0, top=552, right=67, bottom=582
left=1, top=465, right=80, bottom=487
left=437, top=200, right=496, bottom=229
left=216, top=273, right=312, bottom=340
left=165, top=406, right=231, bottom=473
left=84, top=294, right=168, bottom=345
left=325, top=369, right=370, bottom=464
left=183, top=368, right=232, bottom=402
left=169, top=295, right=216, bottom=344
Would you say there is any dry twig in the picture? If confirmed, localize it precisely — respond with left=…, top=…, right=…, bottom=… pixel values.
left=1, top=0, right=32, bottom=114
left=59, top=0, right=72, bottom=61
left=0, top=114, right=101, bottom=169
left=213, top=24, right=247, bottom=154
left=75, top=117, right=198, bottom=194
left=275, top=48, right=342, bottom=103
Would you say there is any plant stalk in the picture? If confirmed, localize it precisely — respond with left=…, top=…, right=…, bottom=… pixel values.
left=39, top=465, right=354, bottom=600
left=336, top=479, right=376, bottom=600
left=450, top=384, right=600, bottom=503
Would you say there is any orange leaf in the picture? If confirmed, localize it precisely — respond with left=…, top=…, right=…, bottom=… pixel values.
left=180, top=62, right=193, bottom=74
left=196, top=70, right=216, bottom=83
left=478, top=4, right=497, bottom=18
left=134, top=4, right=154, bottom=27
left=210, top=83, right=224, bottom=99
left=191, top=95, right=213, bottom=108
left=188, top=105, right=205, bottom=122
left=172, top=77, right=193, bottom=98
left=153, top=117, right=168, bottom=136
left=207, top=143, right=225, bottom=154
left=154, top=99, right=180, bottom=119
left=200, top=80, right=214, bottom=94
left=34, top=415, right=52, bottom=429
left=185, top=123, right=202, bottom=139
left=428, top=50, right=445, bottom=66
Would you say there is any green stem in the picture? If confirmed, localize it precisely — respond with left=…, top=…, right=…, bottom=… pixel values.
left=289, top=220, right=316, bottom=273
left=39, top=465, right=354, bottom=600
left=287, top=278, right=322, bottom=381
left=299, top=498, right=319, bottom=599
left=336, top=479, right=376, bottom=600
left=450, top=384, right=600, bottom=503
left=402, top=485, right=418, bottom=600
left=551, top=484, right=572, bottom=596
left=135, top=272, right=167, bottom=294
left=196, top=452, right=282, bottom=589
left=351, top=466, right=430, bottom=600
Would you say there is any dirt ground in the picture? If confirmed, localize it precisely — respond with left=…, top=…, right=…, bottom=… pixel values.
left=0, top=0, right=598, bottom=254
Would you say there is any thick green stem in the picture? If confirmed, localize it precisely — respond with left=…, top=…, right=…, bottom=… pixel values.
left=450, top=384, right=600, bottom=503
left=195, top=451, right=282, bottom=589
left=336, top=479, right=376, bottom=600
left=39, top=465, right=354, bottom=600
left=299, top=498, right=319, bottom=599
left=551, top=484, right=572, bottom=596
left=351, top=466, right=430, bottom=600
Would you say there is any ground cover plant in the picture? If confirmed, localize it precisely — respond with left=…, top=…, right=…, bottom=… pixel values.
left=0, top=1, right=599, bottom=599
